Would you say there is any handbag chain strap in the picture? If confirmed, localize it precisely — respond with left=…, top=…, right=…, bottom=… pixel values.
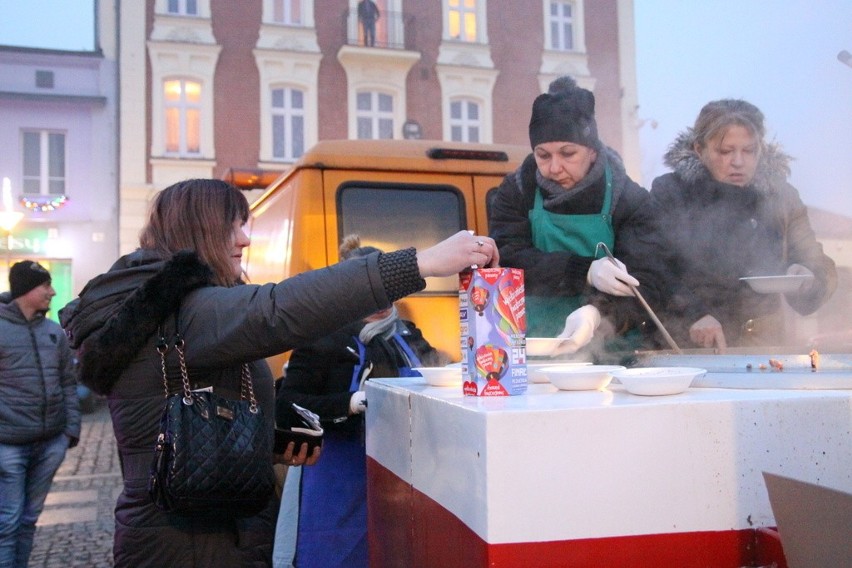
left=157, top=329, right=259, bottom=414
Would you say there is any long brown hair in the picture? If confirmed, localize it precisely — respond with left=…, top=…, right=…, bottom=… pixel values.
left=139, top=179, right=250, bottom=286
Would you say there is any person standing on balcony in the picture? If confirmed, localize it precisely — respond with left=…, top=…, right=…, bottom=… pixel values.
left=358, top=0, right=380, bottom=47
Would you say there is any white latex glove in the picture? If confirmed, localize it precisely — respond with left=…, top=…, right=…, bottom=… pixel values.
left=349, top=391, right=367, bottom=415
left=587, top=257, right=639, bottom=296
left=786, top=263, right=815, bottom=293
left=554, top=305, right=601, bottom=355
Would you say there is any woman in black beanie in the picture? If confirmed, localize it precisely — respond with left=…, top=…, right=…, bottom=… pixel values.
left=488, top=77, right=671, bottom=354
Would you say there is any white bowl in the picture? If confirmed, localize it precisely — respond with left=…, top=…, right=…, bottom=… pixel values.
left=525, top=337, right=567, bottom=358
left=527, top=361, right=592, bottom=383
left=611, top=367, right=706, bottom=396
left=739, top=274, right=813, bottom=294
left=412, top=367, right=463, bottom=387
left=537, top=365, right=625, bottom=391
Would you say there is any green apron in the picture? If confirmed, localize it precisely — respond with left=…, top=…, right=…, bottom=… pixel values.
left=525, top=163, right=614, bottom=338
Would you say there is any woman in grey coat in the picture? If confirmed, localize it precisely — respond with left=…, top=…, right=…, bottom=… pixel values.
left=59, top=178, right=497, bottom=567
left=651, top=99, right=836, bottom=348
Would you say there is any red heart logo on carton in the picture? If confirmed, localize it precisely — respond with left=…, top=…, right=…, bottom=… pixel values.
left=481, top=379, right=509, bottom=396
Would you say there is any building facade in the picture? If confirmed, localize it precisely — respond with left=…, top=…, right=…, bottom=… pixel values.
left=0, top=2, right=118, bottom=313
left=113, top=0, right=640, bottom=254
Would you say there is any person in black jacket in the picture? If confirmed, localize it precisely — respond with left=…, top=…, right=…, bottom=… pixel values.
left=276, top=235, right=441, bottom=568
left=0, top=261, right=80, bottom=567
left=651, top=99, right=836, bottom=348
left=357, top=0, right=380, bottom=47
left=488, top=77, right=670, bottom=354
left=59, top=179, right=498, bottom=568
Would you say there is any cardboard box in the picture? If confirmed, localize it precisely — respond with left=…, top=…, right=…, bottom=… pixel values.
left=459, top=268, right=527, bottom=396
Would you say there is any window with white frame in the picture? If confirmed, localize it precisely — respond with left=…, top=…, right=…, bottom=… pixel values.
left=167, top=0, right=198, bottom=15
left=22, top=130, right=66, bottom=195
left=548, top=0, right=574, bottom=50
left=356, top=91, right=394, bottom=139
left=272, top=0, right=302, bottom=25
left=449, top=98, right=480, bottom=143
left=164, top=78, right=202, bottom=155
left=272, top=86, right=305, bottom=160
left=447, top=0, right=479, bottom=42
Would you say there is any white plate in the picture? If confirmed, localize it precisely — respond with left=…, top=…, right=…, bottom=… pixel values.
left=739, top=274, right=813, bottom=294
left=537, top=365, right=625, bottom=391
left=412, top=367, right=463, bottom=387
left=525, top=337, right=568, bottom=358
left=611, top=367, right=706, bottom=396
left=527, top=361, right=592, bottom=383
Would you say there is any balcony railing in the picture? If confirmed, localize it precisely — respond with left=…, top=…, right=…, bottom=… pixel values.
left=343, top=8, right=411, bottom=50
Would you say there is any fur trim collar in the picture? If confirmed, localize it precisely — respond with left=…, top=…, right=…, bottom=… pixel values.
left=663, top=129, right=793, bottom=194
left=75, top=251, right=213, bottom=395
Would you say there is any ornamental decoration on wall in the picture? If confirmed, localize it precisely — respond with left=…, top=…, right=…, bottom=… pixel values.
left=20, top=195, right=69, bottom=212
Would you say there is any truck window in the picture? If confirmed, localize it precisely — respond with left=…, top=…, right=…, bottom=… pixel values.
left=338, top=183, right=467, bottom=294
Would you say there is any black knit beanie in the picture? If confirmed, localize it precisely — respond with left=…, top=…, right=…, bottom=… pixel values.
left=10, top=260, right=51, bottom=299
left=528, top=88, right=599, bottom=149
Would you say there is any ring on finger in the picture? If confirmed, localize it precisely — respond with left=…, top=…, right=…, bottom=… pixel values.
left=475, top=240, right=484, bottom=247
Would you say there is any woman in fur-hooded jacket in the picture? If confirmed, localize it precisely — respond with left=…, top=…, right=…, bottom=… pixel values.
left=651, top=99, right=836, bottom=348
left=58, top=179, right=498, bottom=568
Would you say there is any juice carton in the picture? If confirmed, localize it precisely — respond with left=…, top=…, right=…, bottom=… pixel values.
left=459, top=267, right=527, bottom=396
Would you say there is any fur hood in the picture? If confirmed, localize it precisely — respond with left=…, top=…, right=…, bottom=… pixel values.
left=61, top=250, right=213, bottom=395
left=663, top=129, right=793, bottom=194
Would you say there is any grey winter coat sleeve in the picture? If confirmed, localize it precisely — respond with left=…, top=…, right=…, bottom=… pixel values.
left=776, top=182, right=837, bottom=315
left=177, top=252, right=397, bottom=367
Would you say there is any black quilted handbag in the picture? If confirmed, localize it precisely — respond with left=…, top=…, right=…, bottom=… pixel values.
left=148, top=327, right=274, bottom=517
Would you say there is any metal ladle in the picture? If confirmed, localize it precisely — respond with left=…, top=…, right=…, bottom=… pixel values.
left=595, top=242, right=682, bottom=354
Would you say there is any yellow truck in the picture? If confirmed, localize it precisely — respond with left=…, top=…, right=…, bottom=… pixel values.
left=245, top=139, right=528, bottom=371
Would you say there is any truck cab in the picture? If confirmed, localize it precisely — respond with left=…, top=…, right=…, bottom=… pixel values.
left=245, top=139, right=528, bottom=371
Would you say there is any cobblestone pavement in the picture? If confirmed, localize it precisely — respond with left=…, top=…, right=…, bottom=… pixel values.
left=29, top=398, right=120, bottom=568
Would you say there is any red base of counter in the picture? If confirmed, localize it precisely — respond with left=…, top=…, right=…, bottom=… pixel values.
left=367, top=458, right=788, bottom=568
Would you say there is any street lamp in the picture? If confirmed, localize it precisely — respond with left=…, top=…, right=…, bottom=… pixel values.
left=0, top=177, right=24, bottom=270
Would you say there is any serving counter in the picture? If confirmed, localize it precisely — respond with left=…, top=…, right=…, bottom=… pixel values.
left=364, top=378, right=852, bottom=567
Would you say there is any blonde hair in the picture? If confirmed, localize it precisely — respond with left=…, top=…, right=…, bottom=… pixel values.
left=692, top=99, right=766, bottom=153
left=139, top=179, right=250, bottom=286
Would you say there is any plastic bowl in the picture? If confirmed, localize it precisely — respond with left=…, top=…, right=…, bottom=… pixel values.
left=538, top=365, right=625, bottom=391
left=525, top=337, right=567, bottom=358
left=527, top=361, right=592, bottom=383
left=611, top=367, right=706, bottom=396
left=412, top=367, right=463, bottom=387
left=739, top=274, right=813, bottom=294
